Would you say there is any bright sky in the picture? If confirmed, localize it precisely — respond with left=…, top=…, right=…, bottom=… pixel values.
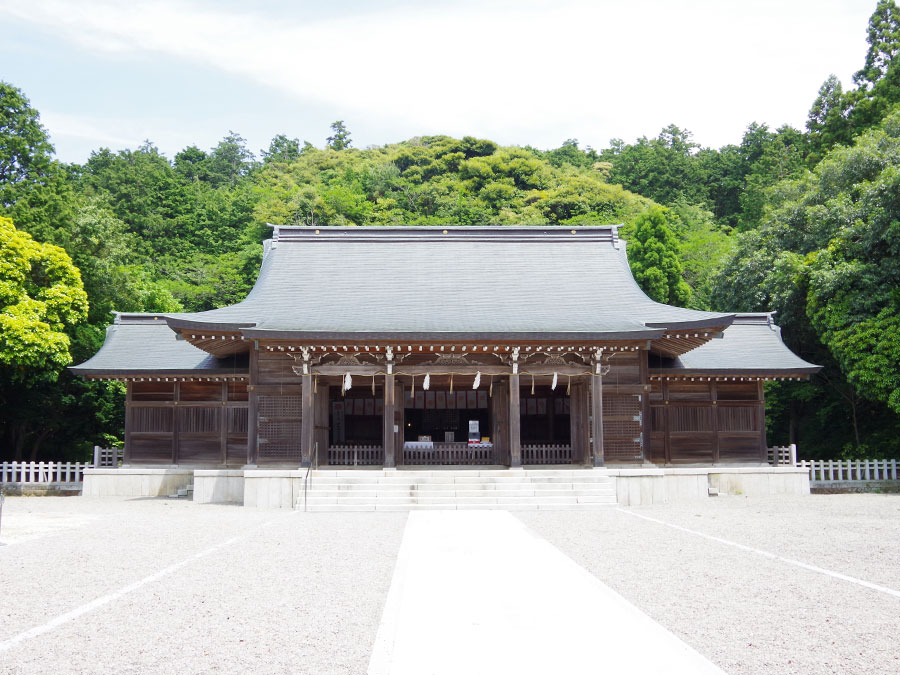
left=0, top=0, right=874, bottom=163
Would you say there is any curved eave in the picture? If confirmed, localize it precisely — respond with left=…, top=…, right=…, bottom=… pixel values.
left=239, top=329, right=666, bottom=342
left=649, top=367, right=821, bottom=380
left=71, top=368, right=249, bottom=380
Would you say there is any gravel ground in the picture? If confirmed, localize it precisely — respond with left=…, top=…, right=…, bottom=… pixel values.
left=2, top=494, right=898, bottom=674
left=517, top=494, right=900, bottom=675
left=0, top=497, right=407, bottom=675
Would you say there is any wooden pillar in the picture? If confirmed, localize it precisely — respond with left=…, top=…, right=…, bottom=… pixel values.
left=590, top=372, right=605, bottom=467
left=383, top=372, right=396, bottom=468
left=314, top=383, right=330, bottom=467
left=124, top=382, right=133, bottom=465
left=639, top=351, right=650, bottom=463
left=570, top=381, right=589, bottom=465
left=220, top=381, right=228, bottom=466
left=758, top=380, right=768, bottom=463
left=247, top=345, right=259, bottom=466
left=172, top=382, right=180, bottom=465
left=300, top=373, right=315, bottom=467
left=509, top=374, right=522, bottom=467
left=492, top=381, right=507, bottom=464
left=711, top=380, right=720, bottom=465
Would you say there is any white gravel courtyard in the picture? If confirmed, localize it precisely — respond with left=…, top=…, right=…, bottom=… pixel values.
left=1, top=494, right=898, bottom=674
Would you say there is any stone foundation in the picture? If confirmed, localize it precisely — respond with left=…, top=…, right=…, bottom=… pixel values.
left=82, top=468, right=194, bottom=497
left=611, top=466, right=810, bottom=506
left=80, top=465, right=811, bottom=507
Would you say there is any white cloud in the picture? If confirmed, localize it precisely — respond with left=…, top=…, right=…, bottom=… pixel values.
left=0, top=0, right=873, bottom=150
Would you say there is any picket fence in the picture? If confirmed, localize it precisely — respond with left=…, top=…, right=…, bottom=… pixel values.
left=800, top=458, right=899, bottom=483
left=1, top=447, right=123, bottom=486
left=1, top=461, right=92, bottom=484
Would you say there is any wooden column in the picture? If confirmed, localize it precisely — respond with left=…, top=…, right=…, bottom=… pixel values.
left=639, top=351, right=650, bottom=463
left=172, top=382, right=180, bottom=465
left=758, top=380, right=768, bottom=463
left=314, top=384, right=330, bottom=467
left=508, top=374, right=522, bottom=467
left=711, top=380, right=720, bottom=465
left=246, top=345, right=259, bottom=466
left=492, top=381, right=508, bottom=464
left=383, top=372, right=396, bottom=468
left=220, top=381, right=228, bottom=466
left=590, top=371, right=605, bottom=467
left=124, top=382, right=133, bottom=465
left=300, top=373, right=314, bottom=467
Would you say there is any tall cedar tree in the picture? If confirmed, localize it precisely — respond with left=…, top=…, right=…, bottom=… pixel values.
left=626, top=207, right=690, bottom=306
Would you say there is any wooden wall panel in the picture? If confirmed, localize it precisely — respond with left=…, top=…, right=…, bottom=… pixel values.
left=666, top=382, right=712, bottom=401
left=132, top=407, right=174, bottom=433
left=718, top=434, right=763, bottom=462
left=606, top=353, right=641, bottom=385
left=131, top=382, right=175, bottom=401
left=129, top=435, right=173, bottom=463
left=257, top=351, right=299, bottom=385
left=668, top=432, right=715, bottom=464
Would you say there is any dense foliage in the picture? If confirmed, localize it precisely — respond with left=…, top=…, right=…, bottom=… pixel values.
left=1, top=0, right=900, bottom=460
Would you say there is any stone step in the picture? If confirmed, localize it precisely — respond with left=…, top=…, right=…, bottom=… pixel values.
left=307, top=475, right=613, bottom=485
left=305, top=488, right=615, bottom=499
left=303, top=502, right=616, bottom=512
left=308, top=469, right=598, bottom=478
left=305, top=481, right=614, bottom=492
left=304, top=494, right=616, bottom=506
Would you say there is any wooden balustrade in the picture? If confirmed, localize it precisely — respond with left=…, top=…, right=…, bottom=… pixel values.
left=522, top=444, right=573, bottom=465
left=327, top=445, right=384, bottom=466
left=402, top=443, right=495, bottom=466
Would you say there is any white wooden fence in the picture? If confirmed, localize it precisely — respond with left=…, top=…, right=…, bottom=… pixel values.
left=800, top=458, right=899, bottom=483
left=1, top=461, right=92, bottom=484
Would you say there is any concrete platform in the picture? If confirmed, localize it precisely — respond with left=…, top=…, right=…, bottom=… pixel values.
left=81, top=465, right=811, bottom=507
left=368, top=510, right=724, bottom=674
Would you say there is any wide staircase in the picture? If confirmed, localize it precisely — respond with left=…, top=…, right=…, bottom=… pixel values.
left=296, top=468, right=617, bottom=511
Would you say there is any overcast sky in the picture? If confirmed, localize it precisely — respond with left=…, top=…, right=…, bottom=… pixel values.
left=0, top=0, right=875, bottom=163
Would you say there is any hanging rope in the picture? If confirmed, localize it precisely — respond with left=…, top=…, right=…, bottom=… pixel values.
left=411, top=374, right=415, bottom=398
left=314, top=375, right=318, bottom=394
left=449, top=373, right=453, bottom=394
left=567, top=374, right=571, bottom=395
left=531, top=373, right=535, bottom=395
left=371, top=373, right=376, bottom=395
left=489, top=374, right=493, bottom=397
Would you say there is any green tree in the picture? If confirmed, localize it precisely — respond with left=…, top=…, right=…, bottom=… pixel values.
left=0, top=216, right=88, bottom=379
left=262, top=134, right=302, bottom=164
left=853, top=0, right=900, bottom=88
left=712, top=109, right=900, bottom=457
left=603, top=125, right=708, bottom=206
left=806, top=75, right=853, bottom=165
left=626, top=207, right=691, bottom=306
left=326, top=120, right=352, bottom=151
left=0, top=82, right=54, bottom=209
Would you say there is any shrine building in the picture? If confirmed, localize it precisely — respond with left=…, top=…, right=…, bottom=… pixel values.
left=72, top=225, right=819, bottom=506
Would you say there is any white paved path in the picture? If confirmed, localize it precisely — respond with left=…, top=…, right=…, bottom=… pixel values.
left=369, top=510, right=725, bottom=675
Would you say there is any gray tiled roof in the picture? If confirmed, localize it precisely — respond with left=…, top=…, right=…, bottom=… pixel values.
left=164, top=225, right=733, bottom=340
left=70, top=314, right=248, bottom=377
left=651, top=314, right=821, bottom=375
